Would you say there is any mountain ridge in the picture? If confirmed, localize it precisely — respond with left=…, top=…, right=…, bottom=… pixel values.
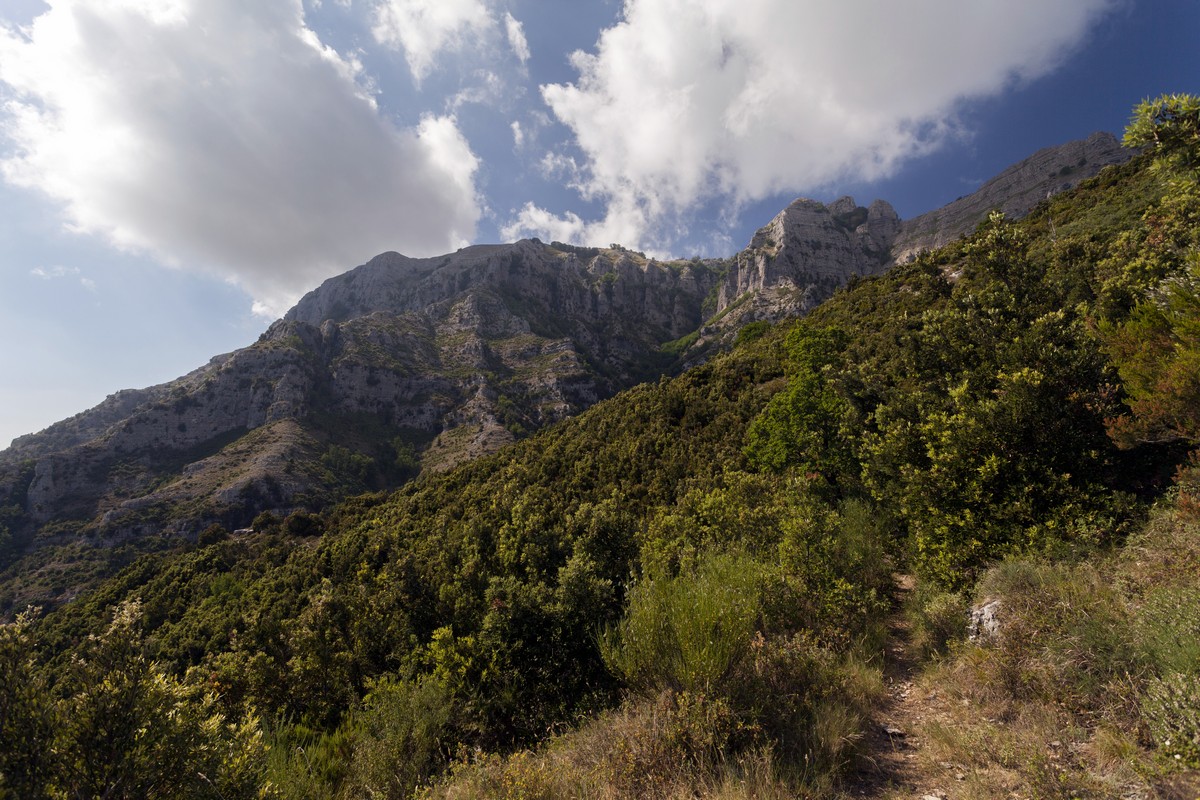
left=0, top=130, right=1133, bottom=560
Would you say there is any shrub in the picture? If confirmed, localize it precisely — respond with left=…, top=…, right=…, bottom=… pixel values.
left=424, top=690, right=743, bottom=800
left=907, top=582, right=969, bottom=661
left=198, top=523, right=230, bottom=546
left=600, top=553, right=768, bottom=695
left=1141, top=672, right=1200, bottom=768
left=341, top=677, right=458, bottom=799
left=730, top=633, right=881, bottom=777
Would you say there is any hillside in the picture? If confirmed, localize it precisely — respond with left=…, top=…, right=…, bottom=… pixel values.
left=0, top=131, right=1130, bottom=617
left=3, top=95, right=1197, bottom=799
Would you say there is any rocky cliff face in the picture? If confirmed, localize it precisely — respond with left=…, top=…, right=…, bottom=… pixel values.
left=890, top=131, right=1132, bottom=262
left=0, top=240, right=722, bottom=545
left=0, top=131, right=1133, bottom=561
left=696, top=132, right=1133, bottom=343
left=702, top=197, right=900, bottom=339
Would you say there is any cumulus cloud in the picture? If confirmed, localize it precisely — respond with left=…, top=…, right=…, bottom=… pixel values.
left=372, top=0, right=494, bottom=83
left=510, top=0, right=1118, bottom=250
left=0, top=0, right=481, bottom=317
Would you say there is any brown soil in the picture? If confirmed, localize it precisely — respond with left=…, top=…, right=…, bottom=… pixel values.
left=842, top=574, right=963, bottom=800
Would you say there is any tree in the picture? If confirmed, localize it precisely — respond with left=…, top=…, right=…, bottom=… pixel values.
left=1104, top=94, right=1200, bottom=447
left=1104, top=254, right=1200, bottom=447
left=0, top=610, right=56, bottom=800
left=16, top=601, right=275, bottom=799
left=1124, top=93, right=1200, bottom=172
left=744, top=324, right=854, bottom=483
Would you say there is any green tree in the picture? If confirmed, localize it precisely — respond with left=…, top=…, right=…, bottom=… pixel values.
left=1104, top=94, right=1200, bottom=448
left=55, top=601, right=273, bottom=799
left=744, top=324, right=854, bottom=483
left=1104, top=256, right=1200, bottom=447
left=0, top=610, right=56, bottom=800
left=1124, top=93, right=1200, bottom=172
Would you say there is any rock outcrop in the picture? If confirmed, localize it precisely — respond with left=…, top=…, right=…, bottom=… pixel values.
left=695, top=196, right=899, bottom=344
left=717, top=196, right=900, bottom=312
left=891, top=131, right=1132, bottom=262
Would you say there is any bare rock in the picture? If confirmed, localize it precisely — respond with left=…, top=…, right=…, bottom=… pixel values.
left=968, top=598, right=1003, bottom=641
left=892, top=131, right=1132, bottom=262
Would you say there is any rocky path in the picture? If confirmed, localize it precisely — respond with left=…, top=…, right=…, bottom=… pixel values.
left=844, top=575, right=963, bottom=800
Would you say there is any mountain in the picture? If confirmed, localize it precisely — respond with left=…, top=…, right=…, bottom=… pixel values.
left=0, top=131, right=1132, bottom=563
left=0, top=242, right=722, bottom=544
left=4, top=94, right=1198, bottom=800
left=890, top=130, right=1131, bottom=261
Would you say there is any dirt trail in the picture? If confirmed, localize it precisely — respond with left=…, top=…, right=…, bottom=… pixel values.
left=845, top=574, right=961, bottom=800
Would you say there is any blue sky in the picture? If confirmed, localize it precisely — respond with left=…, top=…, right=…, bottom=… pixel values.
left=0, top=0, right=1196, bottom=449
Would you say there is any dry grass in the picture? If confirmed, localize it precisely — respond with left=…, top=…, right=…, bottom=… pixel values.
left=424, top=691, right=809, bottom=800
left=424, top=646, right=885, bottom=800
left=852, top=502, right=1200, bottom=799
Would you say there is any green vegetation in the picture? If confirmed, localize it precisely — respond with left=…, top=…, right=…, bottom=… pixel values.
left=4, top=95, right=1200, bottom=796
left=0, top=602, right=271, bottom=799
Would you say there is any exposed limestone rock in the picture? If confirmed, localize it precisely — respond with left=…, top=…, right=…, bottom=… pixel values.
left=0, top=240, right=722, bottom=541
left=701, top=196, right=899, bottom=343
left=891, top=131, right=1132, bottom=263
left=0, top=131, right=1134, bottom=551
left=968, top=599, right=1003, bottom=641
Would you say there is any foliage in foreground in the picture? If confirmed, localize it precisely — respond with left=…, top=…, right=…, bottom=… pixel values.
left=0, top=602, right=272, bottom=800
left=897, top=495, right=1200, bottom=798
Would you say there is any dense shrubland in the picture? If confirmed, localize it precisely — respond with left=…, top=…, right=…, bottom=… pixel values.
left=2, top=95, right=1199, bottom=798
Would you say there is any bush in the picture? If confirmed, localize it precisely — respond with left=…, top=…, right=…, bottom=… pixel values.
left=341, top=677, right=458, bottom=799
left=198, top=523, right=230, bottom=546
left=424, top=690, right=743, bottom=800
left=600, top=553, right=768, bottom=695
left=907, top=582, right=969, bottom=661
left=3, top=601, right=274, bottom=800
left=731, top=633, right=881, bottom=777
left=1141, top=672, right=1200, bottom=768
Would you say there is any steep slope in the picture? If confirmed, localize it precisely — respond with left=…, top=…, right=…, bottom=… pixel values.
left=13, top=107, right=1194, bottom=797
left=0, top=241, right=721, bottom=547
left=890, top=130, right=1132, bottom=261
left=0, top=131, right=1131, bottom=572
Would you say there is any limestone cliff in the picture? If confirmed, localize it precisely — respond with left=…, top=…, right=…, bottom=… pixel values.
left=891, top=131, right=1132, bottom=262
left=0, top=240, right=721, bottom=544
left=0, top=131, right=1134, bottom=562
left=688, top=197, right=899, bottom=348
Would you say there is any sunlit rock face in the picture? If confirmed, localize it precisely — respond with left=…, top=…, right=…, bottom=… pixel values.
left=0, top=131, right=1132, bottom=546
left=890, top=131, right=1132, bottom=263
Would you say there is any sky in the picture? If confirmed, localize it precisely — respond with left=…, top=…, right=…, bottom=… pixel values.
left=0, top=0, right=1197, bottom=449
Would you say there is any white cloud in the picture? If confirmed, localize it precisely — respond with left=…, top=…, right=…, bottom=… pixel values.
left=504, top=12, right=530, bottom=64
left=372, top=0, right=493, bottom=83
left=513, top=0, right=1118, bottom=251
left=448, top=69, right=505, bottom=111
left=503, top=195, right=660, bottom=253
left=511, top=120, right=524, bottom=148
left=0, top=0, right=481, bottom=318
left=29, top=264, right=96, bottom=291
left=30, top=265, right=80, bottom=279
